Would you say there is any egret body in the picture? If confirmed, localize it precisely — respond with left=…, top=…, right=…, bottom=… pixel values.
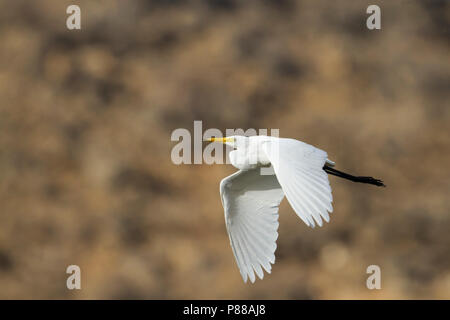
left=207, top=135, right=384, bottom=283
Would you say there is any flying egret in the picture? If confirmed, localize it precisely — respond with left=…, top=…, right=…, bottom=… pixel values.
left=207, top=135, right=384, bottom=283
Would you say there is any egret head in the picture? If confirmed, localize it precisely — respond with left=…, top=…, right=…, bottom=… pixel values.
left=206, top=135, right=248, bottom=149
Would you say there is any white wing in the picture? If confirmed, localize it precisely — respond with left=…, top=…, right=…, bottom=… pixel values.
left=262, top=138, right=333, bottom=228
left=220, top=169, right=284, bottom=283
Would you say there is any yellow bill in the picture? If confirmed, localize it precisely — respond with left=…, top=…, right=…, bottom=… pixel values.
left=205, top=137, right=235, bottom=143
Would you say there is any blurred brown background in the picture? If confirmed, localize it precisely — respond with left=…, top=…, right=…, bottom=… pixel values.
left=0, top=0, right=449, bottom=299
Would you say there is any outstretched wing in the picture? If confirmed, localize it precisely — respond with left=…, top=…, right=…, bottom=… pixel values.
left=262, top=138, right=333, bottom=228
left=220, top=169, right=285, bottom=283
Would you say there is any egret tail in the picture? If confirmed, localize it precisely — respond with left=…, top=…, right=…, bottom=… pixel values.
left=323, top=165, right=385, bottom=187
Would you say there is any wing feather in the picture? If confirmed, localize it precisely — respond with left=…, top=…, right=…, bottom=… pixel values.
left=262, top=138, right=333, bottom=228
left=220, top=169, right=284, bottom=283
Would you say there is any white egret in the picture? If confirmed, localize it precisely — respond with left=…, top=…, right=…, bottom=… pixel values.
left=207, top=135, right=384, bottom=283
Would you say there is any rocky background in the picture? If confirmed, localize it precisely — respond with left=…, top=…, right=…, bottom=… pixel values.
left=0, top=0, right=449, bottom=299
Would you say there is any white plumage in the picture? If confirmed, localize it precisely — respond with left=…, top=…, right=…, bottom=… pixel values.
left=210, top=135, right=334, bottom=283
